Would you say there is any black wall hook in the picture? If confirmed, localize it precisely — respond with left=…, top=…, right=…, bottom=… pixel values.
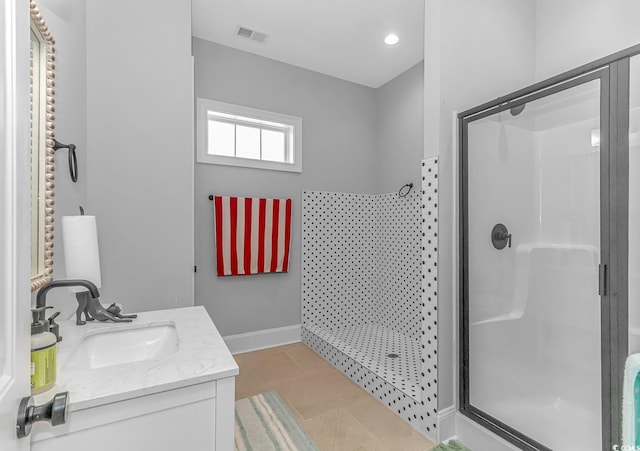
left=53, top=139, right=78, bottom=183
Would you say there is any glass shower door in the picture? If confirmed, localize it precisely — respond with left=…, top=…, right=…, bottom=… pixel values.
left=463, top=73, right=605, bottom=450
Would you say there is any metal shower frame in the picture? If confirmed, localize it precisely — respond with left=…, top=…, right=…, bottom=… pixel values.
left=458, top=43, right=640, bottom=451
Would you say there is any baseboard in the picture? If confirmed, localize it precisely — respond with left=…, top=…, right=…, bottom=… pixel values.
left=223, top=324, right=301, bottom=354
left=437, top=405, right=457, bottom=443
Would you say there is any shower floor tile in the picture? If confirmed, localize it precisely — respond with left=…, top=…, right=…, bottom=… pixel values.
left=305, top=323, right=422, bottom=400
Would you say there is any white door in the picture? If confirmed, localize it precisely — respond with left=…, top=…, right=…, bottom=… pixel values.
left=1, top=0, right=33, bottom=449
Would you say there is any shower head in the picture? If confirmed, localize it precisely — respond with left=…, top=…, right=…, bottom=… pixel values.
left=509, top=103, right=526, bottom=116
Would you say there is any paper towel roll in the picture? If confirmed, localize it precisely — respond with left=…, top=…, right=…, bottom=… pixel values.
left=62, top=215, right=102, bottom=292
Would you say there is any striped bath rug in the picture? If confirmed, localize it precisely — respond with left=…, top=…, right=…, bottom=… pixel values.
left=432, top=440, right=471, bottom=451
left=235, top=391, right=319, bottom=451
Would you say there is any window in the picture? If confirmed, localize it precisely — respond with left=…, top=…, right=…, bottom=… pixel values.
left=197, top=98, right=302, bottom=172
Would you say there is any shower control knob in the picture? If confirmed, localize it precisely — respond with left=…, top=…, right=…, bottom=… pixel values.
left=491, top=223, right=512, bottom=250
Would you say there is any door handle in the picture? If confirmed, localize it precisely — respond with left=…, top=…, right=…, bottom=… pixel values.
left=599, top=263, right=607, bottom=296
left=16, top=391, right=68, bottom=438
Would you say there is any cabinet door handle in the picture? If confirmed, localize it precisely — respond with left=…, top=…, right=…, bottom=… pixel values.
left=16, top=391, right=68, bottom=438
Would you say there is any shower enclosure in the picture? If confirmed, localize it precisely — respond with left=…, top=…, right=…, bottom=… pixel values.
left=459, top=47, right=640, bottom=450
left=301, top=159, right=439, bottom=439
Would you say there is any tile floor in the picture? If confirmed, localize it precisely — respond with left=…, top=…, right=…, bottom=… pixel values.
left=234, top=342, right=436, bottom=451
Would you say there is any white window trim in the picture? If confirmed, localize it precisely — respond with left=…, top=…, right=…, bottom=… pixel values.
left=197, top=98, right=303, bottom=173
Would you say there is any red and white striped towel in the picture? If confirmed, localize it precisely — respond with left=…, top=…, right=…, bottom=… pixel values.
left=213, top=196, right=292, bottom=276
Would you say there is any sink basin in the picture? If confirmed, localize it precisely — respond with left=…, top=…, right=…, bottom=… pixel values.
left=64, top=322, right=179, bottom=371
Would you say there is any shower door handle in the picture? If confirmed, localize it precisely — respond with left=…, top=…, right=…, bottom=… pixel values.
left=598, top=264, right=607, bottom=296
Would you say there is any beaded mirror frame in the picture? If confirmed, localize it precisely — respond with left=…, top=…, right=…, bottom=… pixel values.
left=30, top=0, right=55, bottom=291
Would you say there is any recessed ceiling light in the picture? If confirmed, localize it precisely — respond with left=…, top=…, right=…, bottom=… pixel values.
left=384, top=33, right=399, bottom=45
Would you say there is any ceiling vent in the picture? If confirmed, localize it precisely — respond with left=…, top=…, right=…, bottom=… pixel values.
left=235, top=26, right=269, bottom=44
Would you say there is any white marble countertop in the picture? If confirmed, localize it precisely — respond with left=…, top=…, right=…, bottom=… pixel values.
left=34, top=306, right=239, bottom=412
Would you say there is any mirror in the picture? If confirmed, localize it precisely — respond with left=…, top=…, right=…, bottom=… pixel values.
left=30, top=0, right=55, bottom=291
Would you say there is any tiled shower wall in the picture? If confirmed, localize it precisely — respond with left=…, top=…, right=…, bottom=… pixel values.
left=301, top=192, right=377, bottom=331
left=420, top=157, right=439, bottom=437
left=301, top=190, right=421, bottom=339
left=374, top=191, right=422, bottom=340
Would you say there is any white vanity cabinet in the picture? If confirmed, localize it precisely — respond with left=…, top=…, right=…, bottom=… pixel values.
left=31, top=378, right=235, bottom=451
left=29, top=307, right=238, bottom=451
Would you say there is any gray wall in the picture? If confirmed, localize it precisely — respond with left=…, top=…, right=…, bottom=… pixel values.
left=424, top=0, right=537, bottom=411
left=35, top=7, right=422, bottom=333
left=193, top=39, right=378, bottom=336
left=535, top=0, right=640, bottom=80
left=36, top=0, right=87, bottom=317
left=85, top=0, right=194, bottom=312
left=374, top=62, right=424, bottom=194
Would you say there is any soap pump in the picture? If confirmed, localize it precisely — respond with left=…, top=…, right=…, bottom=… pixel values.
left=48, top=311, right=62, bottom=342
left=31, top=306, right=57, bottom=394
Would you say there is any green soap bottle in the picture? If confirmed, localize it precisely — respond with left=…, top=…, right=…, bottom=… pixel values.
left=30, top=306, right=57, bottom=394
